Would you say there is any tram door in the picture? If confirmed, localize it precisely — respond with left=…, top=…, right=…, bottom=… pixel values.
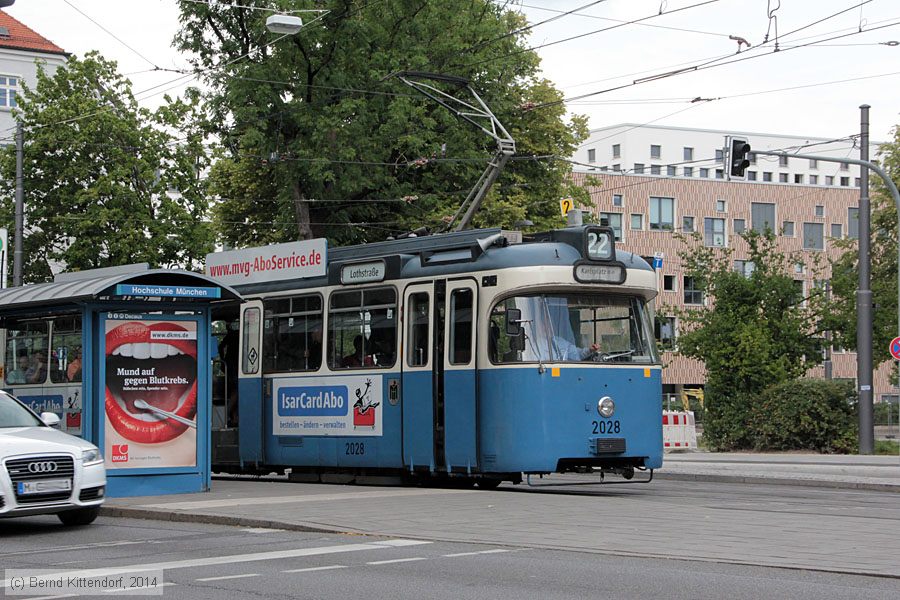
left=402, top=280, right=478, bottom=473
left=237, top=300, right=264, bottom=464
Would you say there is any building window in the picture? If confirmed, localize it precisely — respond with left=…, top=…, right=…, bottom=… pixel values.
left=612, top=194, right=623, bottom=207
left=751, top=202, right=776, bottom=233
left=715, top=200, right=726, bottom=212
left=855, top=177, right=861, bottom=187
left=826, top=175, right=834, bottom=185
left=650, top=144, right=661, bottom=159
left=809, top=174, right=818, bottom=185
left=630, top=213, right=643, bottom=230
left=748, top=152, right=757, bottom=164
left=650, top=164, right=661, bottom=175
left=733, top=218, right=746, bottom=234
left=747, top=171, right=757, bottom=181
left=655, top=316, right=676, bottom=351
left=263, top=295, right=324, bottom=373
left=684, top=276, right=704, bottom=305
left=663, top=275, right=676, bottom=291
left=809, top=159, right=818, bottom=169
left=840, top=177, right=850, bottom=187
left=715, top=148, right=724, bottom=163
left=587, top=148, right=596, bottom=163
left=683, top=166, right=693, bottom=177
left=830, top=223, right=842, bottom=238
left=794, top=174, right=804, bottom=184
left=649, top=197, right=675, bottom=230
left=667, top=165, right=677, bottom=176
left=779, top=173, right=789, bottom=183
left=0, top=75, right=19, bottom=109
left=815, top=205, right=824, bottom=217
left=684, top=147, right=694, bottom=161
left=778, top=155, right=789, bottom=167
left=763, top=172, right=773, bottom=182
left=848, top=207, right=859, bottom=239
left=600, top=166, right=608, bottom=172
left=612, top=144, right=621, bottom=158
left=612, top=163, right=620, bottom=172
left=704, top=217, right=726, bottom=247
left=734, top=260, right=755, bottom=278
left=782, top=220, right=795, bottom=237
left=680, top=215, right=695, bottom=233
left=715, top=169, right=724, bottom=179
left=700, top=168, right=709, bottom=178
left=634, top=163, right=645, bottom=174
left=803, top=222, right=824, bottom=251
left=840, top=162, right=849, bottom=171
left=599, top=212, right=623, bottom=241
left=794, top=263, right=805, bottom=275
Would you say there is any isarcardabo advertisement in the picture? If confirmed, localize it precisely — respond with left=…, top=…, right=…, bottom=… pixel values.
left=104, top=319, right=198, bottom=469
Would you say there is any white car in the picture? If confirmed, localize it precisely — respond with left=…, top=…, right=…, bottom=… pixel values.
left=0, top=390, right=106, bottom=525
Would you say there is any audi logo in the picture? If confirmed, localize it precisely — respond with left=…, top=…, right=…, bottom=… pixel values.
left=27, top=461, right=59, bottom=474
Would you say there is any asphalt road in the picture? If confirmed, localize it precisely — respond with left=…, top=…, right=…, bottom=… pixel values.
left=1, top=516, right=898, bottom=600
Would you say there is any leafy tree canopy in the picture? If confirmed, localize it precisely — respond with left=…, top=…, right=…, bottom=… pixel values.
left=0, top=52, right=213, bottom=282
left=175, top=0, right=588, bottom=247
left=829, top=125, right=900, bottom=366
left=675, top=231, right=829, bottom=448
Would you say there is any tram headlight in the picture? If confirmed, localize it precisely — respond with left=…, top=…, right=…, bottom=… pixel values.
left=597, top=397, right=615, bottom=418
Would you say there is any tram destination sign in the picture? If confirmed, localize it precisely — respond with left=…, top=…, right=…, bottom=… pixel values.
left=206, top=238, right=327, bottom=285
left=114, top=284, right=221, bottom=299
left=574, top=263, right=626, bottom=284
left=341, top=260, right=386, bottom=285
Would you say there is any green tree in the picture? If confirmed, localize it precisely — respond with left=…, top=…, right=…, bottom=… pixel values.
left=675, top=231, right=828, bottom=449
left=0, top=52, right=213, bottom=282
left=829, top=126, right=900, bottom=367
left=175, top=0, right=587, bottom=247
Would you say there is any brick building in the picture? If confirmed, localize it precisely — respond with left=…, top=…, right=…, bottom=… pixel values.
left=571, top=124, right=895, bottom=404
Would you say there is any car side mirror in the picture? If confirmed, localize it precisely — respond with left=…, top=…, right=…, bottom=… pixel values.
left=505, top=308, right=523, bottom=336
left=40, top=412, right=61, bottom=428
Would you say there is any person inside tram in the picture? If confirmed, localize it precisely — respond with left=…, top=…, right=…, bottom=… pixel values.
left=67, top=347, right=83, bottom=382
left=25, top=350, right=48, bottom=384
left=303, top=322, right=323, bottom=370
left=6, top=351, right=30, bottom=384
left=342, top=334, right=373, bottom=368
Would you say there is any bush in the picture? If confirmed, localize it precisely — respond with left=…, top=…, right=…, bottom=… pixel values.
left=701, top=390, right=754, bottom=451
left=748, top=379, right=857, bottom=453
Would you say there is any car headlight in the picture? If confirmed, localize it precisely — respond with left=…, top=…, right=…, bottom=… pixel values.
left=597, top=396, right=616, bottom=418
left=82, top=448, right=104, bottom=466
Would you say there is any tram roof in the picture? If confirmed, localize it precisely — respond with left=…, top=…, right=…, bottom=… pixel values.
left=0, top=268, right=242, bottom=313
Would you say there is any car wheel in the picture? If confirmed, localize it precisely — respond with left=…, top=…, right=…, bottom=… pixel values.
left=58, top=506, right=100, bottom=526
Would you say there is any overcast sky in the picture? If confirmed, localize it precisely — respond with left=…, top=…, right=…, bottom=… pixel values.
left=7, top=0, right=899, bottom=145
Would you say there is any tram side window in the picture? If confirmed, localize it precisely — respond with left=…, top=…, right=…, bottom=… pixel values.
left=328, top=288, right=397, bottom=370
left=242, top=307, right=261, bottom=375
left=489, top=298, right=524, bottom=363
left=407, top=292, right=429, bottom=367
left=262, top=295, right=323, bottom=373
left=4, top=321, right=50, bottom=385
left=449, top=289, right=473, bottom=365
left=49, top=316, right=83, bottom=383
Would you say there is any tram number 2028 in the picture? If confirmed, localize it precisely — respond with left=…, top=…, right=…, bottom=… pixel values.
left=592, top=420, right=621, bottom=435
left=345, top=442, right=365, bottom=456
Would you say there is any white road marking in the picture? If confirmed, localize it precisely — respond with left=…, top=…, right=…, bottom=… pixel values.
left=442, top=549, right=511, bottom=558
left=0, top=539, right=430, bottom=589
left=282, top=565, right=347, bottom=574
left=196, top=574, right=259, bottom=582
left=101, top=582, right=176, bottom=593
left=366, top=557, right=428, bottom=565
left=241, top=528, right=285, bottom=534
left=138, top=488, right=470, bottom=510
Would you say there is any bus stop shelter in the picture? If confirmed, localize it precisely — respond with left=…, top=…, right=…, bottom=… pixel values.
left=0, top=264, right=241, bottom=497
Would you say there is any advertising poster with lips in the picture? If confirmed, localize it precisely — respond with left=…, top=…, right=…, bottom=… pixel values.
left=104, top=319, right=198, bottom=469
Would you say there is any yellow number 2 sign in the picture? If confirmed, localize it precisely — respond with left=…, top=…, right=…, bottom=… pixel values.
left=559, top=197, right=574, bottom=217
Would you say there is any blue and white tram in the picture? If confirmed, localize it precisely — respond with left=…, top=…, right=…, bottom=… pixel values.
left=211, top=225, right=662, bottom=485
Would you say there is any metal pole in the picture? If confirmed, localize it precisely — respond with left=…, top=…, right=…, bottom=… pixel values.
left=13, top=120, right=24, bottom=286
left=824, top=282, right=833, bottom=379
left=858, top=105, right=874, bottom=454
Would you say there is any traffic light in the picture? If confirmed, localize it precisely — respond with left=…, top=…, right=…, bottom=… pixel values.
left=729, top=137, right=751, bottom=179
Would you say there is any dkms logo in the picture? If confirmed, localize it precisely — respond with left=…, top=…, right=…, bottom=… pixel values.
left=278, top=386, right=348, bottom=417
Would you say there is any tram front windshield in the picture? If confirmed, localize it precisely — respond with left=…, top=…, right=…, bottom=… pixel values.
left=490, top=294, right=658, bottom=364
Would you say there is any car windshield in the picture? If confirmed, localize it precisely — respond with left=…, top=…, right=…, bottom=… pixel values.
left=0, top=392, right=44, bottom=428
left=490, top=294, right=659, bottom=364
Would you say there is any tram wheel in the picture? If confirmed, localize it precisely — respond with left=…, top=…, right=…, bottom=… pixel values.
left=475, top=478, right=502, bottom=489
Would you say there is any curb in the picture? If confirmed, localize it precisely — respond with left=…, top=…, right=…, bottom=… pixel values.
left=653, top=471, right=900, bottom=492
left=99, top=506, right=345, bottom=535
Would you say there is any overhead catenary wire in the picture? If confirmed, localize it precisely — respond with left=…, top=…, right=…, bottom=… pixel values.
left=62, top=0, right=160, bottom=70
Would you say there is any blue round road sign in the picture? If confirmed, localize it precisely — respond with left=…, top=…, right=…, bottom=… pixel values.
left=890, top=337, right=900, bottom=361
